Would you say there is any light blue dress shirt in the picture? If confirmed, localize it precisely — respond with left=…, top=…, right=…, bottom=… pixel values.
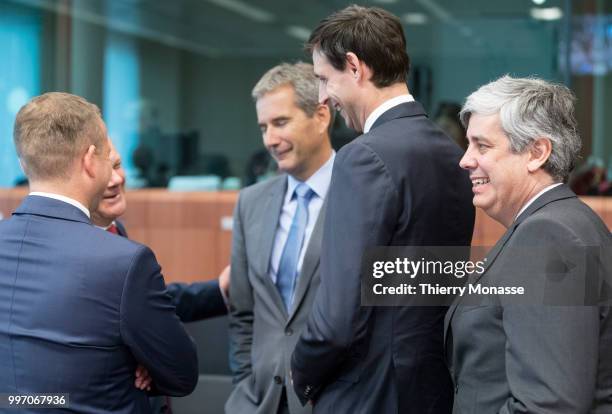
left=268, top=152, right=335, bottom=284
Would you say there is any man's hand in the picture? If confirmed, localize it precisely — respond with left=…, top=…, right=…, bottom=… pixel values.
left=219, top=265, right=231, bottom=299
left=134, top=364, right=153, bottom=391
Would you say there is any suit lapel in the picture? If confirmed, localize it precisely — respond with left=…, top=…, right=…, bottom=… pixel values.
left=255, top=177, right=290, bottom=318
left=254, top=178, right=286, bottom=278
left=444, top=185, right=578, bottom=351
left=370, top=101, right=427, bottom=131
left=444, top=217, right=517, bottom=351
left=287, top=197, right=328, bottom=324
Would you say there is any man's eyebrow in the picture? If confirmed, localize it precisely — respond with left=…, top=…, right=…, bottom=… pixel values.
left=469, top=135, right=491, bottom=144
left=272, top=116, right=290, bottom=122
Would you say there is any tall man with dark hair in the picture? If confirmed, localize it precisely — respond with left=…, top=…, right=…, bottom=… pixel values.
left=0, top=92, right=198, bottom=413
left=291, top=6, right=475, bottom=413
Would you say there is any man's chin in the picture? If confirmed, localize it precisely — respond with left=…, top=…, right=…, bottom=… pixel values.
left=98, top=202, right=126, bottom=219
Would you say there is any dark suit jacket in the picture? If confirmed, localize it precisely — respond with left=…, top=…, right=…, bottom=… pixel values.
left=167, top=282, right=227, bottom=322
left=445, top=185, right=612, bottom=414
left=112, top=219, right=225, bottom=414
left=291, top=101, right=475, bottom=413
left=114, top=220, right=226, bottom=322
left=0, top=196, right=198, bottom=413
left=115, top=219, right=128, bottom=237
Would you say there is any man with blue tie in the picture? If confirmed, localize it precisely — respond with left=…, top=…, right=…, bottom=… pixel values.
left=0, top=92, right=198, bottom=413
left=226, top=62, right=334, bottom=414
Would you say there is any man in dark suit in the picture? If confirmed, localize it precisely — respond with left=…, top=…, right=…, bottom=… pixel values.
left=290, top=6, right=475, bottom=413
left=91, top=140, right=228, bottom=413
left=91, top=140, right=229, bottom=322
left=227, top=62, right=335, bottom=414
left=0, top=92, right=198, bottom=413
left=445, top=76, right=612, bottom=413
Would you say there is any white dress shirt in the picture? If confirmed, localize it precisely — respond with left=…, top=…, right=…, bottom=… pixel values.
left=514, top=183, right=563, bottom=220
left=268, top=152, right=335, bottom=284
left=29, top=191, right=91, bottom=218
left=363, top=94, right=415, bottom=133
left=95, top=221, right=117, bottom=231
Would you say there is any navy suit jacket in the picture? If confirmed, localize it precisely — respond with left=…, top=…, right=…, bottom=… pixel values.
left=0, top=196, right=198, bottom=413
left=114, top=220, right=227, bottom=322
left=291, top=102, right=475, bottom=413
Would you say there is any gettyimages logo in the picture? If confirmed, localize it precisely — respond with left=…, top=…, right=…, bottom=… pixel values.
left=361, top=245, right=612, bottom=307
left=372, top=257, right=487, bottom=279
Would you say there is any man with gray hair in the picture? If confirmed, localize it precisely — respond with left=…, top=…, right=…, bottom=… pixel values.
left=445, top=75, right=612, bottom=413
left=226, top=62, right=334, bottom=414
left=0, top=92, right=198, bottom=413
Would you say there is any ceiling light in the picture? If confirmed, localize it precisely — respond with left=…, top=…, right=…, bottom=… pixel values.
left=372, top=0, right=398, bottom=4
left=402, top=13, right=428, bottom=25
left=206, top=0, right=275, bottom=23
left=530, top=7, right=563, bottom=21
left=532, top=0, right=546, bottom=5
left=286, top=26, right=311, bottom=41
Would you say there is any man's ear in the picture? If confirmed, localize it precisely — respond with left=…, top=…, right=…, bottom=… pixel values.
left=82, top=144, right=98, bottom=178
left=315, top=103, right=332, bottom=135
left=346, top=52, right=372, bottom=84
left=345, top=52, right=362, bottom=79
left=527, top=137, right=552, bottom=173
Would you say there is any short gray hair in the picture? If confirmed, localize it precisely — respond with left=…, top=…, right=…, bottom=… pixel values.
left=252, top=62, right=334, bottom=127
left=460, top=75, right=581, bottom=182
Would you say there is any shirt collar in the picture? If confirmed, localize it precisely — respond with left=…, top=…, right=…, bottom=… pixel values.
left=95, top=220, right=117, bottom=231
left=29, top=192, right=91, bottom=219
left=285, top=152, right=336, bottom=203
left=364, top=94, right=415, bottom=133
left=514, top=182, right=563, bottom=220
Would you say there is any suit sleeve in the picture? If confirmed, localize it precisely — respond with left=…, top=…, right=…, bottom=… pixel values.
left=228, top=194, right=255, bottom=383
left=120, top=246, right=199, bottom=396
left=167, top=280, right=227, bottom=322
left=291, top=142, right=399, bottom=404
left=497, top=220, right=601, bottom=413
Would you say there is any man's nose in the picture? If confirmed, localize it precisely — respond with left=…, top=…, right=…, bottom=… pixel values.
left=264, top=127, right=281, bottom=147
left=459, top=147, right=476, bottom=170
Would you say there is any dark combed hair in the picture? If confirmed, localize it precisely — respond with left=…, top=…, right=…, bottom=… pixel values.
left=306, top=5, right=410, bottom=88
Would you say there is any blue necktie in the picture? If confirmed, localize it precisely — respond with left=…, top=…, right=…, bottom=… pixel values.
left=276, top=183, right=314, bottom=311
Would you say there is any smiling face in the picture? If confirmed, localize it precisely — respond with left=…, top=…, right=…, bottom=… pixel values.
left=312, top=49, right=363, bottom=132
left=91, top=139, right=126, bottom=227
left=256, top=84, right=331, bottom=181
left=459, top=113, right=535, bottom=227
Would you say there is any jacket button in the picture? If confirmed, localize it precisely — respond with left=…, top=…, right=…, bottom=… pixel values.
left=285, top=328, right=293, bottom=336
left=274, top=376, right=282, bottom=385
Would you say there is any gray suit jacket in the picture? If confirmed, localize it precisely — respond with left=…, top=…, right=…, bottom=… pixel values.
left=226, top=174, right=325, bottom=414
left=445, top=184, right=612, bottom=414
